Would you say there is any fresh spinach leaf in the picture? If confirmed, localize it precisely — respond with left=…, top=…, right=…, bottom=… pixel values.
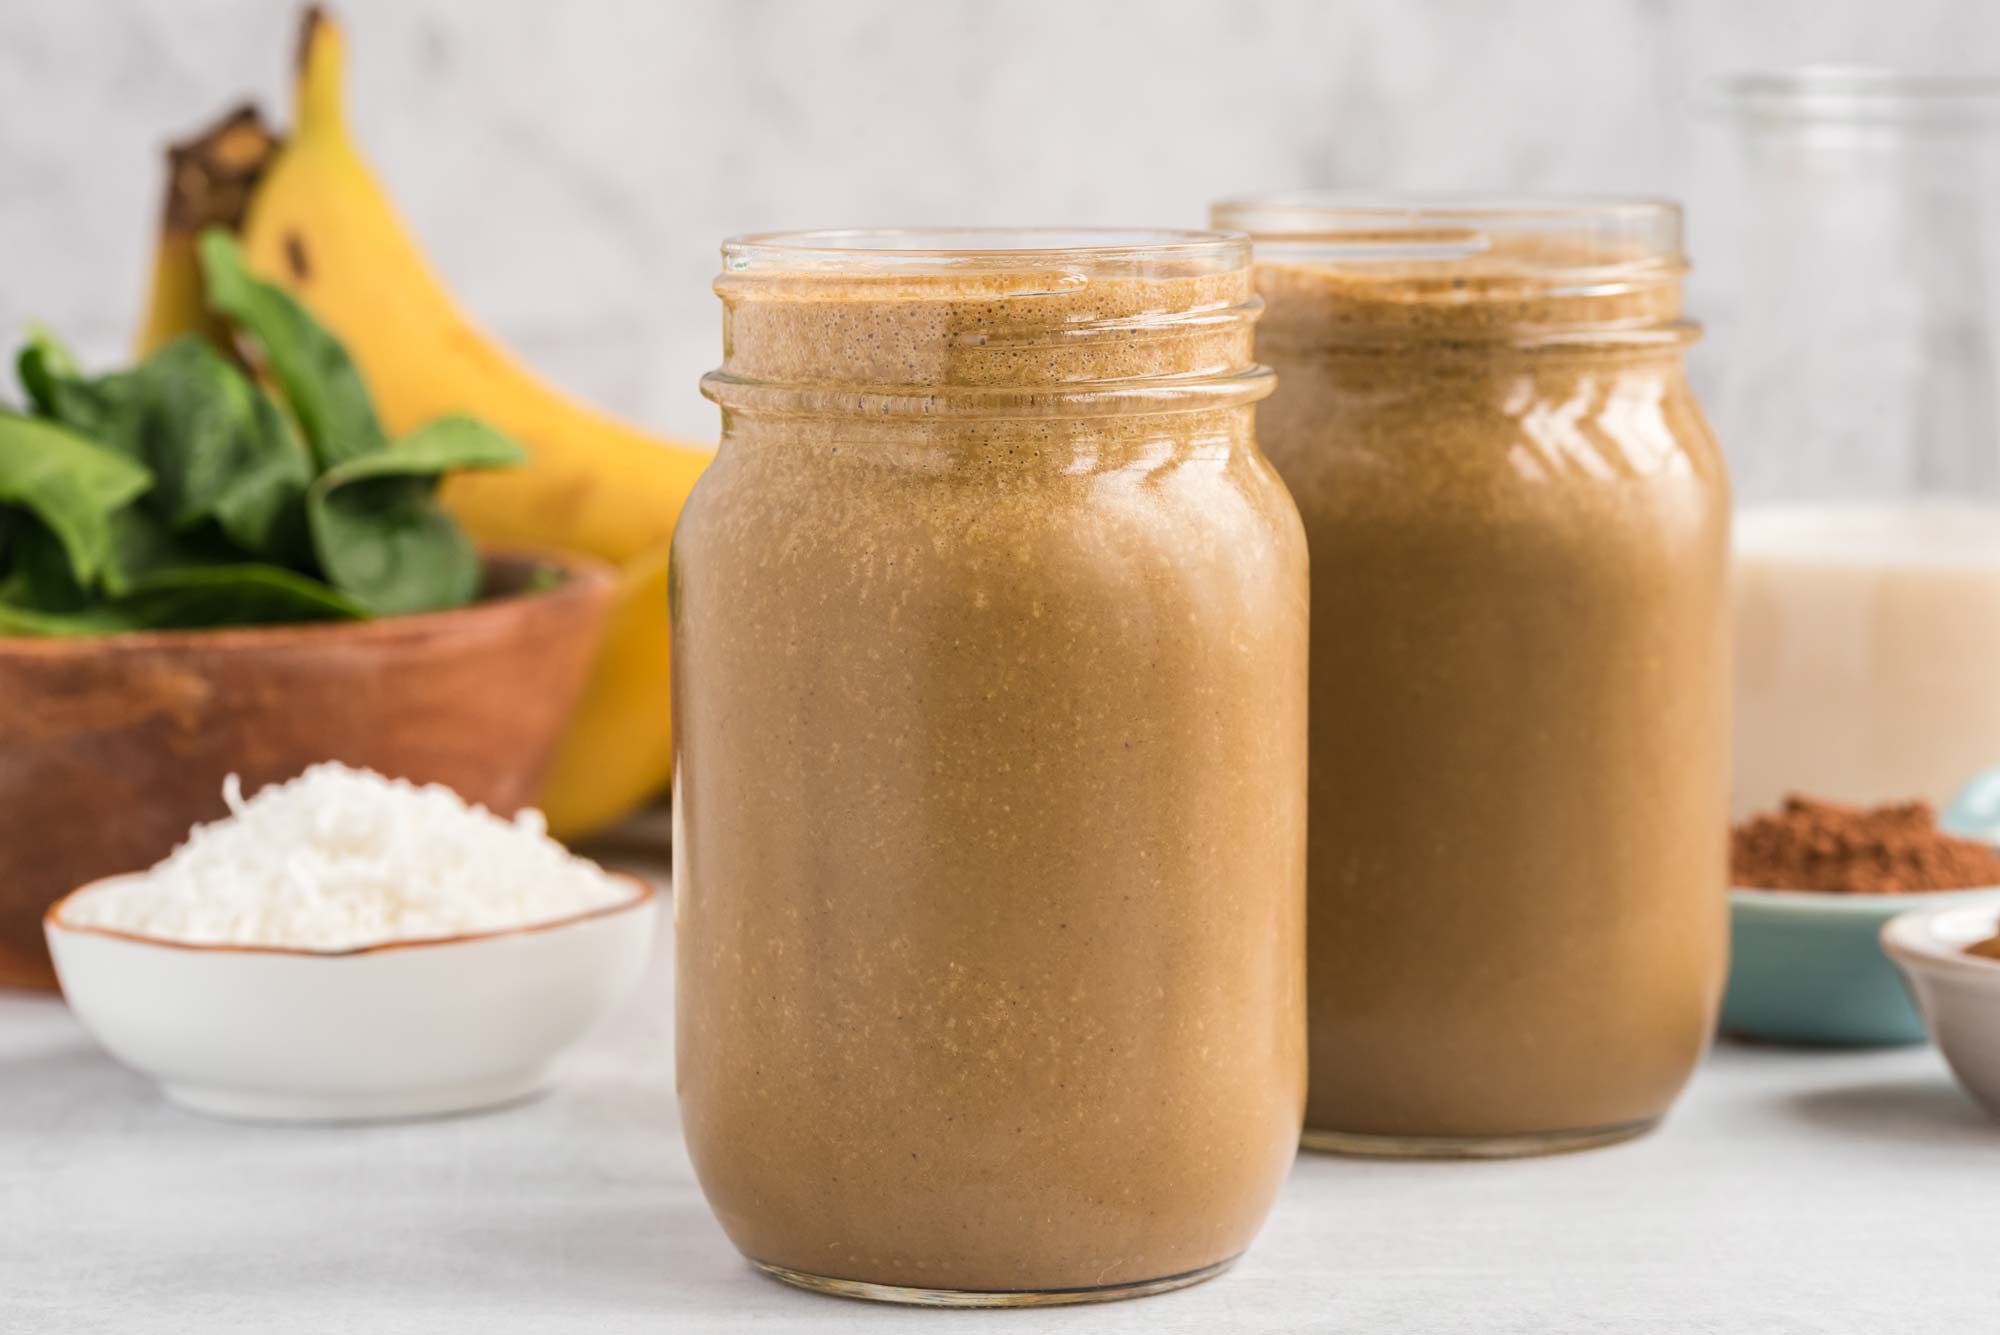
left=15, top=334, right=314, bottom=565
left=0, top=597, right=151, bottom=636
left=17, top=330, right=139, bottom=446
left=0, top=564, right=363, bottom=636
left=0, top=411, right=152, bottom=589
left=197, top=228, right=387, bottom=471
left=126, top=338, right=315, bottom=564
left=102, top=505, right=245, bottom=597
left=319, top=416, right=526, bottom=479
left=15, top=328, right=74, bottom=416
left=306, top=417, right=524, bottom=616
left=117, top=563, right=368, bottom=628
left=0, top=521, right=92, bottom=612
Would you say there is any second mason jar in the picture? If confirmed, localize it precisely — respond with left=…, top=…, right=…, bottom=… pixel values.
left=673, top=230, right=1308, bottom=1303
left=1211, top=196, right=1731, bottom=1157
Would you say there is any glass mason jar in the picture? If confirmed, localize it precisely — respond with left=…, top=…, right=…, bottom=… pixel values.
left=1709, top=71, right=2000, bottom=817
left=1211, top=195, right=1731, bottom=1157
left=672, top=229, right=1308, bottom=1305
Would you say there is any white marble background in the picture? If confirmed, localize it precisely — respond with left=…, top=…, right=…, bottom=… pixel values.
left=1, top=0, right=1996, bottom=442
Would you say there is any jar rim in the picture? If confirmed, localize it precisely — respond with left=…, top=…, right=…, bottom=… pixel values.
left=1708, top=66, right=2000, bottom=125
left=1213, top=194, right=1692, bottom=350
left=707, top=228, right=1267, bottom=415
left=721, top=227, right=1250, bottom=275
left=1209, top=193, right=1683, bottom=269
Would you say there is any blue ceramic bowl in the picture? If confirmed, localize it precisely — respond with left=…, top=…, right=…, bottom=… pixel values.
left=1723, top=886, right=2000, bottom=1046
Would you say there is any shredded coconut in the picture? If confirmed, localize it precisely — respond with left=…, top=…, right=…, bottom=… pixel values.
left=58, top=763, right=636, bottom=950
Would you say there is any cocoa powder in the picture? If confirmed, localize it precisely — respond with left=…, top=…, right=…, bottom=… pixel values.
left=1732, top=795, right=2000, bottom=894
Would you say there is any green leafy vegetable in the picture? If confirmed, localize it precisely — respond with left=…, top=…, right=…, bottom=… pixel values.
left=197, top=228, right=387, bottom=471
left=0, top=565, right=363, bottom=635
left=116, top=564, right=368, bottom=628
left=18, top=329, right=128, bottom=438
left=15, top=330, right=74, bottom=417
left=0, top=520, right=92, bottom=612
left=0, top=232, right=521, bottom=638
left=19, top=331, right=316, bottom=564
left=0, top=597, right=151, bottom=636
left=125, top=338, right=316, bottom=563
left=0, top=412, right=152, bottom=589
left=308, top=417, right=525, bottom=616
left=104, top=506, right=247, bottom=596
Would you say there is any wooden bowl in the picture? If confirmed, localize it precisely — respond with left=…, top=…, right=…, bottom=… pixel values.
left=0, top=551, right=616, bottom=989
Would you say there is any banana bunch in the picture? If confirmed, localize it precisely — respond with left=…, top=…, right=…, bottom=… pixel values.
left=137, top=10, right=710, bottom=840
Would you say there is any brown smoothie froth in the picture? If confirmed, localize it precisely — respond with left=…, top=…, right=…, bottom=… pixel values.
left=1236, top=213, right=1730, bottom=1152
left=674, top=239, right=1307, bottom=1297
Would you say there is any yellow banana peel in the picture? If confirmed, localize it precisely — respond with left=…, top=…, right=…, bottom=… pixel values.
left=135, top=103, right=281, bottom=357
left=138, top=9, right=711, bottom=839
left=535, top=542, right=676, bottom=836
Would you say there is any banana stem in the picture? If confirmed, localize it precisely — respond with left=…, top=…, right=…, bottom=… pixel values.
left=294, top=6, right=350, bottom=141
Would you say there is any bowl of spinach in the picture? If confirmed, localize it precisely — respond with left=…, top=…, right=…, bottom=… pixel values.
left=0, top=231, right=618, bottom=988
left=3, top=231, right=528, bottom=629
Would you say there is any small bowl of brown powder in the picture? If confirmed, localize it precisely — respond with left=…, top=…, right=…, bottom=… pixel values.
left=1724, top=796, right=2000, bottom=1046
left=1881, top=902, right=2000, bottom=1121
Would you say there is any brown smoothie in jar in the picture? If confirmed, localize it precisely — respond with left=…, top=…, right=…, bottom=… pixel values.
left=673, top=240, right=1307, bottom=1296
left=1241, top=220, right=1730, bottom=1151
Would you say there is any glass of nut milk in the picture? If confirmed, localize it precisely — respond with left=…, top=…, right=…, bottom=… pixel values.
left=1714, top=70, right=2000, bottom=815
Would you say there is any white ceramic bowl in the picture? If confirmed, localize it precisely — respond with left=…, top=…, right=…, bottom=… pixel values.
left=1881, top=903, right=2000, bottom=1120
left=44, top=873, right=657, bottom=1122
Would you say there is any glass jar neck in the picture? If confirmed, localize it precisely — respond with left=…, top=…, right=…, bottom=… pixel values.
left=1710, top=72, right=2000, bottom=502
left=702, top=229, right=1272, bottom=421
left=719, top=403, right=1259, bottom=472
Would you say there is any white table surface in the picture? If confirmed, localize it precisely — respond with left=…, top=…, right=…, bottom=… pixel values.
left=9, top=873, right=2000, bottom=1334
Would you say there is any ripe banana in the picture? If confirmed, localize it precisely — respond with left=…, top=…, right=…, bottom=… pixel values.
left=139, top=9, right=712, bottom=839
left=135, top=104, right=280, bottom=358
